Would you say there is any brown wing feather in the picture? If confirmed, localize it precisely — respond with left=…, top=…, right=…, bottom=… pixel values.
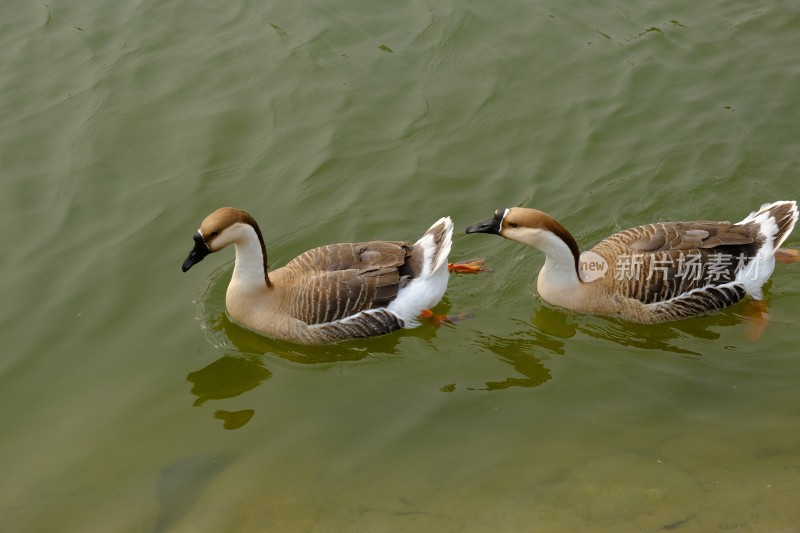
left=279, top=241, right=413, bottom=324
left=593, top=221, right=764, bottom=305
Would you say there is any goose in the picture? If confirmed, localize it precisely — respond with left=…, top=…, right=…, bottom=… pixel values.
left=466, top=201, right=798, bottom=323
left=182, top=208, right=480, bottom=345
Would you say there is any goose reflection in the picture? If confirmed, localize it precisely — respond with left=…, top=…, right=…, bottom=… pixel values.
left=531, top=298, right=760, bottom=357
left=188, top=352, right=272, bottom=407
left=186, top=353, right=269, bottom=431
left=458, top=303, right=581, bottom=392
left=215, top=312, right=400, bottom=362
left=469, top=331, right=554, bottom=390
left=186, top=314, right=378, bottom=430
left=465, top=299, right=761, bottom=392
left=187, top=298, right=450, bottom=429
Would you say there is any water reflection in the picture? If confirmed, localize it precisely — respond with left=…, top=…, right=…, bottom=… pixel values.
left=461, top=301, right=762, bottom=393
left=188, top=306, right=412, bottom=430
left=470, top=337, right=553, bottom=390
left=186, top=315, right=383, bottom=430
left=469, top=318, right=560, bottom=391
left=531, top=303, right=750, bottom=357
left=188, top=302, right=460, bottom=426
left=186, top=353, right=270, bottom=431
left=216, top=313, right=394, bottom=363
left=187, top=354, right=272, bottom=406
left=213, top=409, right=255, bottom=430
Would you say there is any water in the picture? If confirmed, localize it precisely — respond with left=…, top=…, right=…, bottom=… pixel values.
left=2, top=0, right=799, bottom=531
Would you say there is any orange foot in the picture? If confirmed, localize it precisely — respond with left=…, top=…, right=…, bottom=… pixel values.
left=775, top=248, right=800, bottom=264
left=448, top=258, right=492, bottom=273
left=419, top=309, right=474, bottom=327
left=743, top=299, right=769, bottom=342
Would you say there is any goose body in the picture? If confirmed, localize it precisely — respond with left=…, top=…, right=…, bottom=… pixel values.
left=466, top=201, right=798, bottom=323
left=183, top=208, right=453, bottom=344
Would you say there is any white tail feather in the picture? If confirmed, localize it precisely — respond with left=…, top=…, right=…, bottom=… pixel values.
left=387, top=217, right=453, bottom=326
left=735, top=200, right=798, bottom=298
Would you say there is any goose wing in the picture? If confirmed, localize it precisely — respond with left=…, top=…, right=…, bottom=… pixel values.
left=644, top=283, right=748, bottom=322
left=279, top=241, right=413, bottom=325
left=591, top=221, right=763, bottom=305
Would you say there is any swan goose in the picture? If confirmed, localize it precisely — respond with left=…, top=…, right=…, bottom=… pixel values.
left=182, top=207, right=456, bottom=344
left=466, top=201, right=798, bottom=323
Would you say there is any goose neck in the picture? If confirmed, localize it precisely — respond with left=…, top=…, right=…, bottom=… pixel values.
left=230, top=225, right=272, bottom=289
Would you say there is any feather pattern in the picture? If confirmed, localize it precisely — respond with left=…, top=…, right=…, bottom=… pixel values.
left=279, top=241, right=410, bottom=325
left=182, top=208, right=453, bottom=344
left=592, top=220, right=763, bottom=305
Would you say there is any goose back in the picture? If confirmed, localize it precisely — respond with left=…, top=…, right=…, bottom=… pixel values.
left=591, top=220, right=764, bottom=306
left=272, top=240, right=414, bottom=325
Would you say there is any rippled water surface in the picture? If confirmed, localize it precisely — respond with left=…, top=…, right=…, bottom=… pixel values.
left=2, top=0, right=799, bottom=531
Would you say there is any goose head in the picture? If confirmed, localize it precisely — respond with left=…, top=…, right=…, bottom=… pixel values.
left=182, top=207, right=268, bottom=274
left=466, top=207, right=581, bottom=272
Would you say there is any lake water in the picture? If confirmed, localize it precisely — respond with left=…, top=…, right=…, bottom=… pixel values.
left=2, top=0, right=799, bottom=531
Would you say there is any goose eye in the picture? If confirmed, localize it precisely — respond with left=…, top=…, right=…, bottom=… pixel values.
left=508, top=222, right=518, bottom=228
left=209, top=231, right=219, bottom=239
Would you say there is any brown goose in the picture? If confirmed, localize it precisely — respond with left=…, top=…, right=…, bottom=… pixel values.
left=182, top=208, right=455, bottom=344
left=466, top=201, right=798, bottom=323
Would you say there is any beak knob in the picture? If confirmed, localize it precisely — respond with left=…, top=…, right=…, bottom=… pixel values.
left=465, top=209, right=506, bottom=235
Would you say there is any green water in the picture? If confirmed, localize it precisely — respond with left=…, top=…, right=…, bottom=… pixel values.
left=2, top=0, right=799, bottom=531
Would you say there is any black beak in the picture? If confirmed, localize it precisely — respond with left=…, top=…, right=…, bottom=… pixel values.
left=182, top=232, right=211, bottom=272
left=465, top=209, right=506, bottom=235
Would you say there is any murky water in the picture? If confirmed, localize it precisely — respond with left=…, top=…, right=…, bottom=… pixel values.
left=2, top=0, right=799, bottom=531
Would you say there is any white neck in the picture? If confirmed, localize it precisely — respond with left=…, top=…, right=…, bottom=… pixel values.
left=526, top=230, right=583, bottom=301
left=228, top=225, right=269, bottom=290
